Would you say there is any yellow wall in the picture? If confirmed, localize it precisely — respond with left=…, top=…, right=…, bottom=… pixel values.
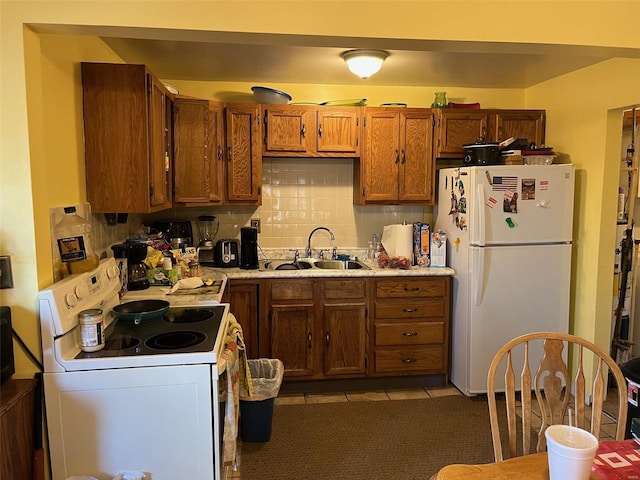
left=528, top=59, right=640, bottom=365
left=1, top=0, right=639, bottom=381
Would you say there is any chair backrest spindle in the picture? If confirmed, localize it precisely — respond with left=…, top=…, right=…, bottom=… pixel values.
left=487, top=332, right=628, bottom=462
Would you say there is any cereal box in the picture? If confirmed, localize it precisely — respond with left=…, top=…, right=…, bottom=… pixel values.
left=413, top=222, right=430, bottom=267
left=430, top=230, right=447, bottom=267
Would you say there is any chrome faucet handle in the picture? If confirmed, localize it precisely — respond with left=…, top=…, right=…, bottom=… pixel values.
left=288, top=249, right=300, bottom=261
left=319, top=249, right=326, bottom=259
left=332, top=246, right=338, bottom=260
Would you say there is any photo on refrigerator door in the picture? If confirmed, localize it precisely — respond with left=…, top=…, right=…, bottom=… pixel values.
left=522, top=178, right=536, bottom=200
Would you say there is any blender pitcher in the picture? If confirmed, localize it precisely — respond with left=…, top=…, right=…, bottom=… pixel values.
left=196, top=215, right=219, bottom=266
left=196, top=215, right=219, bottom=247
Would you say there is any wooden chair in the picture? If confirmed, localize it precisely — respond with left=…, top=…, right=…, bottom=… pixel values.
left=487, top=331, right=628, bottom=462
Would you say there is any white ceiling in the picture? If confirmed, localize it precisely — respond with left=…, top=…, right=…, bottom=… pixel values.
left=102, top=36, right=614, bottom=89
left=33, top=24, right=639, bottom=88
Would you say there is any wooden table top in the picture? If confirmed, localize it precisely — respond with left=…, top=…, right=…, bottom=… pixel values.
left=435, top=452, right=602, bottom=480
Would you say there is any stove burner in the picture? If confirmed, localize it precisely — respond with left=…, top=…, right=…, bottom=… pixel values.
left=145, top=331, right=207, bottom=350
left=103, top=336, right=140, bottom=351
left=165, top=308, right=215, bottom=324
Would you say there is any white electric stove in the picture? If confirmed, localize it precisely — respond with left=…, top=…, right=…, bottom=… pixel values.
left=38, top=258, right=232, bottom=480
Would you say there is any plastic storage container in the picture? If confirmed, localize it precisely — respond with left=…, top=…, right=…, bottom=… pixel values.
left=621, top=357, right=640, bottom=439
left=239, top=358, right=284, bottom=442
left=54, top=206, right=99, bottom=276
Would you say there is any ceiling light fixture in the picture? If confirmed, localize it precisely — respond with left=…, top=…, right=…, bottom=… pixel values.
left=341, top=49, right=389, bottom=79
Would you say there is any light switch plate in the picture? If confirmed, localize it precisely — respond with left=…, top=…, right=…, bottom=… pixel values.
left=0, top=256, right=14, bottom=289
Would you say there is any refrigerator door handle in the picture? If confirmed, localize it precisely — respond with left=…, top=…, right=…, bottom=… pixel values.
left=473, top=247, right=485, bottom=306
left=475, top=183, right=486, bottom=246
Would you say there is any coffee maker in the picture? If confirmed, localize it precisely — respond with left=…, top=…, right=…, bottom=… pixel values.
left=240, top=227, right=259, bottom=270
left=126, top=243, right=149, bottom=290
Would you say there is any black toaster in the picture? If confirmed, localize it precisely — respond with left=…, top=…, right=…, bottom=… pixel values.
left=214, top=239, right=239, bottom=268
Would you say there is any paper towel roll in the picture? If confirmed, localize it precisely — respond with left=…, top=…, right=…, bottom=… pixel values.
left=381, top=224, right=414, bottom=259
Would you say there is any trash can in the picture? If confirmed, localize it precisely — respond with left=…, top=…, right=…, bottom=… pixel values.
left=621, top=357, right=640, bottom=439
left=239, top=358, right=284, bottom=442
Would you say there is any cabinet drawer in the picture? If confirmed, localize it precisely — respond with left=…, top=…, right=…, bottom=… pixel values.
left=374, top=347, right=444, bottom=373
left=324, top=279, right=367, bottom=300
left=375, top=298, right=444, bottom=319
left=375, top=278, right=446, bottom=298
left=375, top=322, right=444, bottom=346
left=270, top=280, right=314, bottom=301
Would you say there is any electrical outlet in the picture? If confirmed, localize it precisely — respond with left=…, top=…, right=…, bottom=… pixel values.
left=250, top=218, right=261, bottom=233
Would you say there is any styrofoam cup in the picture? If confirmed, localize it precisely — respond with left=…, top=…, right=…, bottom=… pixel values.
left=545, top=424, right=598, bottom=480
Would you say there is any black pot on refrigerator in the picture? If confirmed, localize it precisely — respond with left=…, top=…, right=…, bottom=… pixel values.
left=240, top=227, right=259, bottom=270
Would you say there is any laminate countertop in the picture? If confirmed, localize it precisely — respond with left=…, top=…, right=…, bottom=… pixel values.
left=205, top=261, right=454, bottom=280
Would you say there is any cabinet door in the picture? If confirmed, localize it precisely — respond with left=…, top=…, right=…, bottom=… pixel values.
left=361, top=108, right=401, bottom=203
left=82, top=63, right=172, bottom=213
left=399, top=110, right=435, bottom=203
left=270, top=305, right=315, bottom=377
left=226, top=281, right=259, bottom=358
left=173, top=98, right=224, bottom=204
left=148, top=76, right=172, bottom=209
left=224, top=104, right=262, bottom=204
left=323, top=302, right=368, bottom=376
left=493, top=110, right=545, bottom=145
left=263, top=106, right=314, bottom=155
left=316, top=107, right=360, bottom=155
left=434, top=110, right=490, bottom=158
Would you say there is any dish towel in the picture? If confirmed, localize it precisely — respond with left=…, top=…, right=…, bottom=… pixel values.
left=220, top=316, right=253, bottom=467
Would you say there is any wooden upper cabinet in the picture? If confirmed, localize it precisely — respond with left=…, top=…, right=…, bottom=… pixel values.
left=399, top=110, right=435, bottom=203
left=263, top=105, right=314, bottom=154
left=356, top=107, right=435, bottom=205
left=434, top=108, right=546, bottom=158
left=316, top=107, right=360, bottom=155
left=262, top=105, right=361, bottom=157
left=82, top=62, right=173, bottom=213
left=433, top=109, right=490, bottom=159
left=173, top=97, right=224, bottom=205
left=224, top=103, right=262, bottom=204
left=491, top=110, right=546, bottom=146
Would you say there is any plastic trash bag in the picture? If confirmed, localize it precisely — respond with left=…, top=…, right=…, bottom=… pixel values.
left=240, top=358, right=284, bottom=401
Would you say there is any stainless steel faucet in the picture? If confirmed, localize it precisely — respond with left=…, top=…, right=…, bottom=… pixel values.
left=305, top=227, right=336, bottom=258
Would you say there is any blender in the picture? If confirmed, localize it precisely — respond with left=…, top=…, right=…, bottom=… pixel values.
left=196, top=215, right=219, bottom=266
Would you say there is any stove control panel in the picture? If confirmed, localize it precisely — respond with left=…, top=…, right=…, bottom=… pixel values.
left=39, top=258, right=121, bottom=337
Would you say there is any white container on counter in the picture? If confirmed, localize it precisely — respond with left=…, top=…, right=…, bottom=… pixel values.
left=78, top=309, right=105, bottom=352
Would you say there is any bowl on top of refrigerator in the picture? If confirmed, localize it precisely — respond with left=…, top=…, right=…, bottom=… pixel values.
left=251, top=86, right=292, bottom=104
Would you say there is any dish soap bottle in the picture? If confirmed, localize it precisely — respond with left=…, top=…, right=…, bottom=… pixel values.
left=54, top=206, right=99, bottom=276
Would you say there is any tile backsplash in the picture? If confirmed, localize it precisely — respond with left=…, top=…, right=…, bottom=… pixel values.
left=90, top=157, right=430, bottom=256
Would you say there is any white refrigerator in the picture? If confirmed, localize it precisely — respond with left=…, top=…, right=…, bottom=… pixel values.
left=434, top=164, right=575, bottom=396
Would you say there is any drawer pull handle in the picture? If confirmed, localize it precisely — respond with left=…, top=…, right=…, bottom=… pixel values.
left=403, top=308, right=418, bottom=313
left=402, top=332, right=418, bottom=337
left=308, top=333, right=312, bottom=349
left=326, top=332, right=330, bottom=346
left=402, top=358, right=417, bottom=363
left=404, top=287, right=420, bottom=292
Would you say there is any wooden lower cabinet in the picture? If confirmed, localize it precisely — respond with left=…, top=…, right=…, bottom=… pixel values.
left=224, top=280, right=260, bottom=359
left=257, top=275, right=451, bottom=381
left=263, top=278, right=368, bottom=379
left=371, top=276, right=451, bottom=378
left=1, top=379, right=38, bottom=480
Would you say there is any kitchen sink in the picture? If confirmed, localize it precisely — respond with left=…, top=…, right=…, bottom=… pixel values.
left=260, top=260, right=313, bottom=271
left=314, top=260, right=368, bottom=270
left=259, top=258, right=369, bottom=271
